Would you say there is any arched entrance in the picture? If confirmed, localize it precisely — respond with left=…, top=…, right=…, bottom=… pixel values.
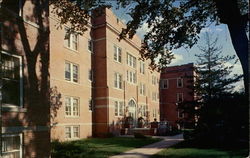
left=128, top=99, right=137, bottom=127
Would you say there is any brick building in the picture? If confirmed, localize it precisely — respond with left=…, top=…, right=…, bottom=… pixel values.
left=160, top=63, right=195, bottom=129
left=1, top=0, right=50, bottom=157
left=50, top=8, right=160, bottom=139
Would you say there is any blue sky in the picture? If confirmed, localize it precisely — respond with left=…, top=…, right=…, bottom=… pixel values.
left=111, top=5, right=244, bottom=91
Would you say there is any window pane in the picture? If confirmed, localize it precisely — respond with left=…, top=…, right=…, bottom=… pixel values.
left=72, top=34, right=78, bottom=50
left=65, top=63, right=71, bottom=81
left=118, top=48, right=122, bottom=62
left=88, top=40, right=92, bottom=52
left=73, top=65, right=78, bottom=82
left=65, top=127, right=71, bottom=138
left=119, top=102, right=123, bottom=116
left=114, top=45, right=117, bottom=61
left=115, top=101, right=118, bottom=116
left=72, top=98, right=79, bottom=116
left=65, top=97, right=71, bottom=116
left=89, top=99, right=93, bottom=111
left=73, top=126, right=79, bottom=138
left=2, top=135, right=21, bottom=158
left=2, top=54, right=21, bottom=106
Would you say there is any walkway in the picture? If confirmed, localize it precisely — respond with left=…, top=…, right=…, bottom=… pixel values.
left=109, top=134, right=183, bottom=158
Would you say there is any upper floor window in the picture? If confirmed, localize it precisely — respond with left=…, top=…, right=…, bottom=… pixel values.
left=160, top=79, right=168, bottom=89
left=65, top=126, right=80, bottom=139
left=139, top=83, right=146, bottom=96
left=177, top=78, right=183, bottom=88
left=65, top=96, right=79, bottom=117
left=127, top=53, right=136, bottom=68
left=89, top=99, right=93, bottom=111
left=177, top=93, right=184, bottom=102
left=114, top=45, right=122, bottom=63
left=152, top=92, right=157, bottom=101
left=2, top=134, right=22, bottom=158
left=2, top=52, right=23, bottom=106
left=65, top=62, right=79, bottom=83
left=88, top=69, right=93, bottom=81
left=88, top=39, right=93, bottom=52
left=114, top=72, right=122, bottom=89
left=115, top=101, right=124, bottom=116
left=139, top=61, right=145, bottom=74
left=64, top=29, right=78, bottom=51
left=127, top=70, right=137, bottom=84
left=178, top=110, right=184, bottom=118
left=152, top=76, right=157, bottom=85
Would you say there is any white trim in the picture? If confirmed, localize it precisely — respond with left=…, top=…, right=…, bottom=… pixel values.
left=64, top=96, right=80, bottom=117
left=65, top=61, right=80, bottom=83
left=2, top=133, right=23, bottom=158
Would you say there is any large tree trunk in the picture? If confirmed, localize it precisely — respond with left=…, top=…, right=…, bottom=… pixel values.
left=227, top=17, right=249, bottom=96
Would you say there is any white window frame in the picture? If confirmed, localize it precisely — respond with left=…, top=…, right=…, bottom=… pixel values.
left=65, top=96, right=80, bottom=117
left=114, top=45, right=122, bottom=63
left=2, top=133, right=23, bottom=158
left=139, top=61, right=145, bottom=74
left=114, top=72, right=122, bottom=89
left=64, top=28, right=79, bottom=51
left=177, top=78, right=183, bottom=88
left=65, top=126, right=80, bottom=139
left=88, top=39, right=93, bottom=52
left=127, top=70, right=137, bottom=84
left=177, top=93, right=184, bottom=102
left=160, top=79, right=168, bottom=89
left=114, top=101, right=124, bottom=117
left=2, top=51, right=23, bottom=107
left=88, top=69, right=93, bottom=81
left=65, top=61, right=79, bottom=83
left=139, top=83, right=146, bottom=96
left=127, top=53, right=136, bottom=68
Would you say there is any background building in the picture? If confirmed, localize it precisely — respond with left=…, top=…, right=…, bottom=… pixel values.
left=1, top=0, right=50, bottom=157
left=160, top=63, right=195, bottom=129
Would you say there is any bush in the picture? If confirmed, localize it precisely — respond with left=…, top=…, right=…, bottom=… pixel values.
left=134, top=132, right=147, bottom=139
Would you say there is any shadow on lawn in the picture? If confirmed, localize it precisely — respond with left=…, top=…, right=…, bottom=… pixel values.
left=51, top=137, right=161, bottom=158
left=153, top=139, right=249, bottom=158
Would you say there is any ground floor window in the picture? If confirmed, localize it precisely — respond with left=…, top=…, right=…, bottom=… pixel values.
left=65, top=126, right=80, bottom=139
left=2, top=134, right=22, bottom=158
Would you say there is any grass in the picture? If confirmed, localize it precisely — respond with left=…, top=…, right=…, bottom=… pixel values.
left=152, top=139, right=248, bottom=158
left=52, top=137, right=161, bottom=158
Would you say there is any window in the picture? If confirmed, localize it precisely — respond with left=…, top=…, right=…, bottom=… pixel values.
left=152, top=92, right=157, bottom=101
left=177, top=93, right=184, bottom=102
left=114, top=101, right=124, bottom=116
left=64, top=28, right=78, bottom=51
left=65, top=62, right=79, bottom=83
left=139, top=61, right=145, bottom=74
left=127, top=70, right=137, bottom=84
left=88, top=39, right=93, bottom=52
left=88, top=69, right=93, bottom=81
left=160, top=79, right=168, bottom=89
left=2, top=0, right=23, bottom=16
left=65, top=126, right=80, bottom=139
left=127, top=53, right=136, bottom=68
left=114, top=45, right=122, bottom=63
left=114, top=73, right=122, bottom=89
left=65, top=97, right=79, bottom=117
left=177, top=78, right=183, bottom=88
left=89, top=99, right=93, bottom=111
left=152, top=109, right=157, bottom=118
left=178, top=110, right=184, bottom=118
left=141, top=105, right=147, bottom=117
left=139, top=83, right=146, bottom=96
left=152, top=76, right=157, bottom=85
left=2, top=52, right=23, bottom=106
left=2, top=134, right=22, bottom=158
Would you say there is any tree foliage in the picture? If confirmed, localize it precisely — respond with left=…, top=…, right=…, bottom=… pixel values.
left=50, top=0, right=248, bottom=71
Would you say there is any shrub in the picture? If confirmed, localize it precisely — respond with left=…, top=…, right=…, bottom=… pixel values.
left=134, top=132, right=147, bottom=139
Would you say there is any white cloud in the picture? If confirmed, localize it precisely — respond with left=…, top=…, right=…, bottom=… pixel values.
left=215, top=28, right=223, bottom=32
left=137, top=22, right=151, bottom=38
left=170, top=54, right=184, bottom=65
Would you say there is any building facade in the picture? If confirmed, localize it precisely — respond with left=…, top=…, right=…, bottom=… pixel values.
left=1, top=0, right=50, bottom=157
left=92, top=8, right=160, bottom=136
left=160, top=63, right=195, bottom=129
left=50, top=8, right=160, bottom=140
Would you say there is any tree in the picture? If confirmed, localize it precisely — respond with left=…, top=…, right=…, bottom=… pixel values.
left=179, top=33, right=242, bottom=136
left=50, top=0, right=249, bottom=94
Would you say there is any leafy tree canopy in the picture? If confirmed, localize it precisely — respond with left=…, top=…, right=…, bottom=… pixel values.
left=50, top=0, right=248, bottom=70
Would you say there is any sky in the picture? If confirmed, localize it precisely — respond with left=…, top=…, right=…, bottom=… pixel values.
left=110, top=4, right=244, bottom=91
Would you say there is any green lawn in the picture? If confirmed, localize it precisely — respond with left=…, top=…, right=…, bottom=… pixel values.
left=52, top=137, right=161, bottom=158
left=152, top=140, right=248, bottom=158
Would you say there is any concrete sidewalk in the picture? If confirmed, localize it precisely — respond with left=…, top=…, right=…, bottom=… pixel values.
left=109, top=134, right=183, bottom=158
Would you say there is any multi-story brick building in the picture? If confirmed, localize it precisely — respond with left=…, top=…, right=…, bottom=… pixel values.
left=50, top=8, right=160, bottom=139
left=1, top=0, right=50, bottom=157
left=50, top=10, right=93, bottom=141
left=92, top=8, right=160, bottom=136
left=160, top=63, right=195, bottom=129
